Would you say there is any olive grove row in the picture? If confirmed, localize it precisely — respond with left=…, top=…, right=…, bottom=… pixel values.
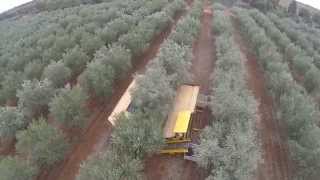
left=194, top=5, right=260, bottom=180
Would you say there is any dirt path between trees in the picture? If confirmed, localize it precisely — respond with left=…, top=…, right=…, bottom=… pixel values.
left=145, top=1, right=214, bottom=180
left=230, top=14, right=291, bottom=180
left=37, top=6, right=190, bottom=180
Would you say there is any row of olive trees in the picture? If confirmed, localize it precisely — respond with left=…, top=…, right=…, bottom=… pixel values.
left=268, top=13, right=320, bottom=62
left=235, top=8, right=320, bottom=180
left=194, top=6, right=260, bottom=180
left=77, top=1, right=204, bottom=179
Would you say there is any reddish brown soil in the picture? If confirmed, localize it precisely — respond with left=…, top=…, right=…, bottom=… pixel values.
left=231, top=14, right=291, bottom=180
left=191, top=3, right=214, bottom=95
left=145, top=1, right=214, bottom=180
left=37, top=7, right=188, bottom=180
left=0, top=139, right=15, bottom=156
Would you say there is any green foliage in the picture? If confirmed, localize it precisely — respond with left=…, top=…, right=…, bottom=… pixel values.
left=292, top=55, right=312, bottom=75
left=0, top=156, right=38, bottom=180
left=119, top=11, right=170, bottom=56
left=43, top=61, right=71, bottom=88
left=94, top=44, right=132, bottom=79
left=171, top=15, right=200, bottom=45
left=80, top=32, right=104, bottom=57
left=212, top=11, right=232, bottom=35
left=312, top=13, right=320, bottom=26
left=0, top=107, right=25, bottom=140
left=17, top=79, right=56, bottom=119
left=62, top=46, right=90, bottom=78
left=250, top=0, right=274, bottom=12
left=304, top=66, right=320, bottom=92
left=24, top=61, right=46, bottom=80
left=0, top=71, right=24, bottom=102
left=156, top=40, right=192, bottom=87
left=79, top=61, right=114, bottom=99
left=49, top=86, right=88, bottom=128
left=298, top=8, right=312, bottom=24
left=112, top=113, right=164, bottom=159
left=288, top=0, right=297, bottom=16
left=16, top=118, right=68, bottom=167
left=77, top=149, right=143, bottom=180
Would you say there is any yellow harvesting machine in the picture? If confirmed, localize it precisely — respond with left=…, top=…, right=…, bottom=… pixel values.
left=161, top=84, right=200, bottom=156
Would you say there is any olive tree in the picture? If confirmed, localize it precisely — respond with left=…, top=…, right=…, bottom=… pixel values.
left=49, top=86, right=88, bottom=128
left=17, top=79, right=56, bottom=119
left=0, top=71, right=24, bottom=103
left=62, top=46, right=90, bottom=77
left=43, top=61, right=71, bottom=88
left=79, top=61, right=115, bottom=100
left=0, top=156, right=38, bottom=180
left=112, top=113, right=164, bottom=159
left=0, top=107, right=25, bottom=140
left=77, top=149, right=143, bottom=180
left=16, top=118, right=69, bottom=167
left=304, top=67, right=320, bottom=93
left=94, top=44, right=132, bottom=79
left=24, top=61, right=46, bottom=80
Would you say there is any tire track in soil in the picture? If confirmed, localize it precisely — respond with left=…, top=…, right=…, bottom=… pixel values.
left=37, top=6, right=190, bottom=180
left=230, top=13, right=291, bottom=180
left=144, top=1, right=214, bottom=180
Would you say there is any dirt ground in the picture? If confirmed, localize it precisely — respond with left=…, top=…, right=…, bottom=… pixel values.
left=37, top=7, right=188, bottom=180
left=230, top=13, right=291, bottom=180
left=144, top=1, right=214, bottom=180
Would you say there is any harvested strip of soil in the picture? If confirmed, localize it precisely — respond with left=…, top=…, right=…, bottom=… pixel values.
left=37, top=7, right=189, bottom=180
left=230, top=13, right=291, bottom=180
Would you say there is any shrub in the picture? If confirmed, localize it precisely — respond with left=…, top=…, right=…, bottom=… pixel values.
left=132, top=64, right=175, bottom=119
left=77, top=149, right=143, bottom=180
left=171, top=16, right=200, bottom=45
left=49, top=86, right=88, bottom=128
left=0, top=107, right=25, bottom=140
left=94, top=44, right=132, bottom=79
left=24, top=61, right=46, bottom=80
left=0, top=71, right=24, bottom=102
left=292, top=55, right=312, bottom=75
left=43, top=61, right=71, bottom=88
left=299, top=8, right=312, bottom=24
left=16, top=118, right=69, bottom=167
left=156, top=40, right=192, bottom=87
left=17, top=79, right=56, bottom=119
left=304, top=67, right=320, bottom=92
left=80, top=33, right=104, bottom=57
left=79, top=61, right=115, bottom=99
left=0, top=156, right=38, bottom=180
left=62, top=46, right=90, bottom=77
left=112, top=113, right=164, bottom=159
